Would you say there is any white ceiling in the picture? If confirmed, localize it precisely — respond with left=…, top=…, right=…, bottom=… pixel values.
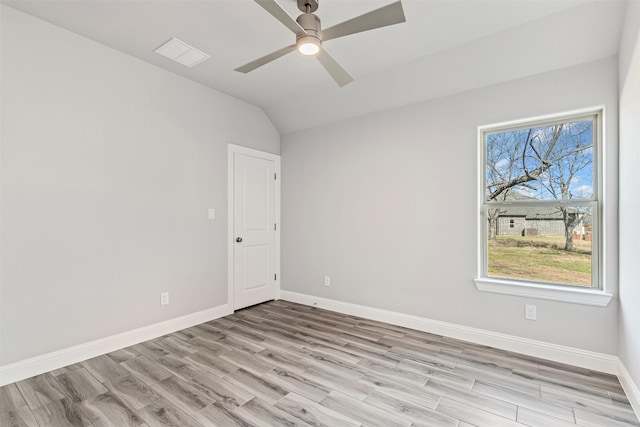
left=2, top=0, right=627, bottom=133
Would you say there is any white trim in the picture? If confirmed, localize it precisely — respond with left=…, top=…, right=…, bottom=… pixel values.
left=477, top=106, right=607, bottom=134
left=474, top=278, right=613, bottom=306
left=619, top=360, right=640, bottom=420
left=280, top=291, right=618, bottom=374
left=227, top=144, right=281, bottom=311
left=227, top=146, right=234, bottom=311
left=0, top=303, right=232, bottom=387
left=477, top=106, right=612, bottom=304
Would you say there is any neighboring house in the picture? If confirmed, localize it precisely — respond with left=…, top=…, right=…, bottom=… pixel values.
left=496, top=207, right=585, bottom=237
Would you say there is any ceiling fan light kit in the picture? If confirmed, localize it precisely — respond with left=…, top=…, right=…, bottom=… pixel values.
left=297, top=35, right=320, bottom=55
left=236, top=0, right=406, bottom=87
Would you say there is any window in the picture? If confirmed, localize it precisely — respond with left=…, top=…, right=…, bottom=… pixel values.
left=475, top=111, right=610, bottom=306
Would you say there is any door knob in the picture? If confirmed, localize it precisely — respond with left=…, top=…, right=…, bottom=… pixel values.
left=236, top=237, right=243, bottom=243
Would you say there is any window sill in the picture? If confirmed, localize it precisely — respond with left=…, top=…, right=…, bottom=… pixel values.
left=474, top=277, right=613, bottom=307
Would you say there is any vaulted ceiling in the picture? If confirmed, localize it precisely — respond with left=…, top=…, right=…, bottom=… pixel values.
left=2, top=0, right=627, bottom=133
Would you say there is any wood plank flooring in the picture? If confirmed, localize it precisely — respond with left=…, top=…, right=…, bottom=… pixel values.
left=1, top=300, right=638, bottom=427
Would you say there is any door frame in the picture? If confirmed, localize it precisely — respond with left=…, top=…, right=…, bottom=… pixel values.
left=227, top=143, right=281, bottom=310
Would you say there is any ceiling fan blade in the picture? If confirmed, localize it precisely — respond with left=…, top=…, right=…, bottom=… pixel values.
left=322, top=1, right=405, bottom=42
left=316, top=49, right=353, bottom=87
left=255, top=0, right=307, bottom=36
left=235, top=44, right=296, bottom=73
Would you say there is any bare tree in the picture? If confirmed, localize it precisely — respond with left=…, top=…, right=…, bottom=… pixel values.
left=485, top=122, right=593, bottom=250
left=538, top=122, right=593, bottom=250
left=485, top=132, right=521, bottom=239
left=486, top=126, right=562, bottom=201
left=485, top=127, right=562, bottom=240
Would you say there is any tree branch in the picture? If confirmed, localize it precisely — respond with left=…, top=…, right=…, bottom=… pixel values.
left=487, top=143, right=592, bottom=200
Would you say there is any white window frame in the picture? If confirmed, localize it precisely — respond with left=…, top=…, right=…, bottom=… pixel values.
left=474, top=109, right=612, bottom=307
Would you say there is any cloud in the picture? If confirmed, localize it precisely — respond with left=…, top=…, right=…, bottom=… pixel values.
left=495, top=158, right=510, bottom=172
left=572, top=184, right=593, bottom=197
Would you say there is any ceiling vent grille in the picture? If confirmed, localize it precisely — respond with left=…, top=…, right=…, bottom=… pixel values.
left=154, top=38, right=210, bottom=68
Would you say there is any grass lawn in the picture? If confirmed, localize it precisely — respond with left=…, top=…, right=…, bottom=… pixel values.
left=488, top=236, right=592, bottom=286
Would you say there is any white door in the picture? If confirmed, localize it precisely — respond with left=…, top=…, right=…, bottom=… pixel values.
left=232, top=150, right=277, bottom=310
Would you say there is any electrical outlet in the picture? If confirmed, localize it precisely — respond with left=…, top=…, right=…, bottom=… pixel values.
left=207, top=208, right=215, bottom=220
left=161, top=292, right=169, bottom=306
left=525, top=304, right=536, bottom=320
left=324, top=276, right=331, bottom=287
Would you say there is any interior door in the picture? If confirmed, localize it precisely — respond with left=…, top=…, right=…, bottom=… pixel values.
left=233, top=152, right=276, bottom=310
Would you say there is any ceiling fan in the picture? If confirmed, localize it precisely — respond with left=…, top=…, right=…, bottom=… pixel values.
left=235, top=0, right=406, bottom=87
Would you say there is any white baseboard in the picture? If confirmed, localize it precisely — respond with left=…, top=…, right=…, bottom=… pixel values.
left=619, top=360, right=640, bottom=420
left=5, top=292, right=636, bottom=420
left=280, top=291, right=619, bottom=374
left=0, top=303, right=233, bottom=386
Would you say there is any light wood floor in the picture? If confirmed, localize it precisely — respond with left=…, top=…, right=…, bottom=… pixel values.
left=1, top=300, right=638, bottom=427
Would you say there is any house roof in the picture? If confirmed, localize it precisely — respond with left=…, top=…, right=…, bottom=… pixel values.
left=491, top=190, right=587, bottom=220
left=497, top=207, right=565, bottom=220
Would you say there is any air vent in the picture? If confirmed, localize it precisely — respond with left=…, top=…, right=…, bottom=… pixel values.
left=154, top=38, right=210, bottom=68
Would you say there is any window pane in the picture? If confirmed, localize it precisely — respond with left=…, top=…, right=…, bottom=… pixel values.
left=487, top=205, right=593, bottom=287
left=486, top=119, right=594, bottom=202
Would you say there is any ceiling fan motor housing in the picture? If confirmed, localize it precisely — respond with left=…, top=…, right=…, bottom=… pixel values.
left=296, top=12, right=321, bottom=35
left=296, top=12, right=322, bottom=47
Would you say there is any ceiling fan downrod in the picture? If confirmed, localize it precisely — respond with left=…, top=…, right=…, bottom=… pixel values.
left=297, top=0, right=318, bottom=13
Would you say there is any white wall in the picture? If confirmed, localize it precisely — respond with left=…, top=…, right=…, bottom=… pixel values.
left=0, top=5, right=279, bottom=365
left=618, top=0, right=640, bottom=394
left=282, top=58, right=619, bottom=355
